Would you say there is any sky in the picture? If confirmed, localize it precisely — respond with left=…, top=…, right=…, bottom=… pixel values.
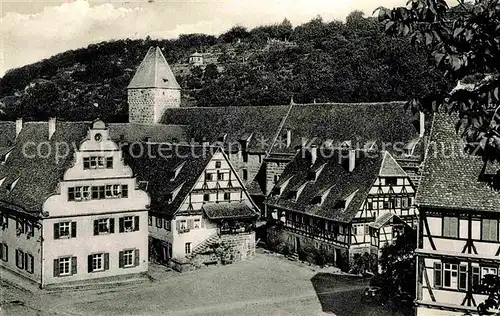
left=0, top=0, right=416, bottom=76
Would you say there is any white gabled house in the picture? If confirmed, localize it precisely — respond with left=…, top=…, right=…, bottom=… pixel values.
left=124, top=144, right=259, bottom=271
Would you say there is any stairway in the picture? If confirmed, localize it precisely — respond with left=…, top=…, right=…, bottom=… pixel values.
left=189, top=233, right=220, bottom=257
left=288, top=252, right=299, bottom=261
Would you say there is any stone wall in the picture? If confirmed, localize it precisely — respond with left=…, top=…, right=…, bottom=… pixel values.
left=264, top=160, right=290, bottom=195
left=189, top=232, right=256, bottom=270
left=228, top=152, right=263, bottom=188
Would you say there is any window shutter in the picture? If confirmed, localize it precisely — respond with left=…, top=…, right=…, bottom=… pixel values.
left=176, top=220, right=180, bottom=231
left=87, top=255, right=93, bottom=273
left=109, top=218, right=115, bottom=234
left=0, top=243, right=3, bottom=260
left=93, top=220, right=99, bottom=236
left=434, top=262, right=442, bottom=288
left=15, top=250, right=19, bottom=268
left=24, top=253, right=28, bottom=271
left=54, top=223, right=60, bottom=239
left=4, top=245, right=8, bottom=262
left=134, top=216, right=139, bottom=231
left=71, top=222, right=77, bottom=238
left=157, top=218, right=163, bottom=228
left=188, top=219, right=194, bottom=229
left=119, top=218, right=124, bottom=233
left=134, top=249, right=140, bottom=267
left=71, top=257, right=77, bottom=275
left=104, top=253, right=110, bottom=270
left=53, top=259, right=60, bottom=277
left=29, top=255, right=34, bottom=273
left=119, top=251, right=124, bottom=268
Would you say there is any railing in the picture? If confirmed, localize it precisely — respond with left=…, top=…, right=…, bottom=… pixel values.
left=283, top=221, right=345, bottom=243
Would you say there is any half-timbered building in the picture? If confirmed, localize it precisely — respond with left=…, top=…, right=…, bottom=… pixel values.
left=416, top=113, right=500, bottom=316
left=265, top=146, right=416, bottom=269
left=124, top=144, right=259, bottom=271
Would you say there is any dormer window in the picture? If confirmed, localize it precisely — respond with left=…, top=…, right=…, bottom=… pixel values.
left=8, top=177, right=20, bottom=192
left=166, top=193, right=173, bottom=204
left=169, top=162, right=185, bottom=181
left=1, top=150, right=12, bottom=165
left=334, top=200, right=346, bottom=209
left=288, top=191, right=298, bottom=200
left=0, top=177, right=5, bottom=187
left=311, top=196, right=322, bottom=205
left=307, top=164, right=326, bottom=182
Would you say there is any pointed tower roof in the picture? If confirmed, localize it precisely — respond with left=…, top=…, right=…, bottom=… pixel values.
left=127, top=46, right=181, bottom=90
left=379, top=151, right=407, bottom=177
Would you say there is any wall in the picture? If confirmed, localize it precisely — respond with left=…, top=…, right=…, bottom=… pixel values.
left=0, top=212, right=42, bottom=284
left=227, top=151, right=263, bottom=188
left=128, top=88, right=181, bottom=124
left=41, top=121, right=149, bottom=286
left=264, top=159, right=291, bottom=196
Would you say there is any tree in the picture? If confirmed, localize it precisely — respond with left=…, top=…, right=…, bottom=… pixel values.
left=377, top=0, right=500, bottom=164
left=378, top=228, right=417, bottom=304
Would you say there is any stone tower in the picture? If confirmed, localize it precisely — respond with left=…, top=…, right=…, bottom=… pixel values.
left=127, top=47, right=181, bottom=124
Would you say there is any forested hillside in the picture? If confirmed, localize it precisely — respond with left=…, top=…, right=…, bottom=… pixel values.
left=0, top=11, right=451, bottom=122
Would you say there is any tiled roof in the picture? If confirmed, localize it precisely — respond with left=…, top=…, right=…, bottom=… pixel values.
left=0, top=121, right=190, bottom=214
left=416, top=113, right=500, bottom=212
left=0, top=122, right=89, bottom=214
left=202, top=202, right=258, bottom=220
left=266, top=149, right=385, bottom=222
left=127, top=46, right=181, bottom=90
left=369, top=212, right=395, bottom=229
left=272, top=102, right=419, bottom=155
left=161, top=105, right=291, bottom=152
left=123, top=144, right=215, bottom=217
left=380, top=151, right=408, bottom=177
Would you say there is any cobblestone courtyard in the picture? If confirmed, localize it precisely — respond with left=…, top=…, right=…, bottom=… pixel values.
left=1, top=252, right=409, bottom=316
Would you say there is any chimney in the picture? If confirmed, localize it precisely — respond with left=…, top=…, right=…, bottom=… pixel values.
left=290, top=96, right=295, bottom=105
left=310, top=145, right=318, bottom=165
left=348, top=149, right=356, bottom=172
left=286, top=130, right=292, bottom=148
left=144, top=136, right=151, bottom=143
left=48, top=117, right=56, bottom=140
left=419, top=111, right=425, bottom=138
left=15, top=118, right=23, bottom=137
left=120, top=134, right=125, bottom=143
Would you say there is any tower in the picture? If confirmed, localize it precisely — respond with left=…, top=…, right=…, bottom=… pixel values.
left=127, top=47, right=181, bottom=124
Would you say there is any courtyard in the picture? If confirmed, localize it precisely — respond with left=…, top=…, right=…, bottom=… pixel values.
left=1, top=252, right=412, bottom=316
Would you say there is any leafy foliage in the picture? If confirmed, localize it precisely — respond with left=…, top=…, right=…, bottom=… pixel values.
left=0, top=13, right=448, bottom=122
left=377, top=0, right=500, bottom=162
left=378, top=228, right=417, bottom=304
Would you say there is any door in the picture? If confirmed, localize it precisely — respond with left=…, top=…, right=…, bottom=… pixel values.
left=295, top=236, right=301, bottom=252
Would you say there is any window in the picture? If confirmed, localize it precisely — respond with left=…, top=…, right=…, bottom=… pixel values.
left=274, top=175, right=279, bottom=184
left=15, top=249, right=24, bottom=269
left=224, top=192, right=230, bottom=201
left=59, top=257, right=71, bottom=276
left=122, top=185, right=128, bottom=198
left=185, top=243, right=191, bottom=255
left=16, top=219, right=25, bottom=234
left=148, top=216, right=152, bottom=226
left=90, top=253, right=105, bottom=272
left=482, top=219, right=498, bottom=241
left=156, top=217, right=163, bottom=228
left=83, top=157, right=90, bottom=169
left=92, top=186, right=105, bottom=199
left=0, top=243, right=7, bottom=262
left=54, top=256, right=76, bottom=277
left=206, top=173, right=213, bottom=182
left=194, top=219, right=200, bottom=229
left=217, top=172, right=225, bottom=181
left=435, top=262, right=444, bottom=285
left=481, top=267, right=498, bottom=278
left=0, top=213, right=8, bottom=228
left=179, top=220, right=187, bottom=230
left=385, top=178, right=397, bottom=186
left=443, top=263, right=458, bottom=289
left=459, top=265, right=468, bottom=290
left=106, top=157, right=113, bottom=169
left=119, top=216, right=139, bottom=233
left=203, top=194, right=210, bottom=202
left=443, top=216, right=459, bottom=238
left=215, top=161, right=221, bottom=169
left=472, top=266, right=481, bottom=290
left=395, top=198, right=401, bottom=208
left=123, top=250, right=134, bottom=267
left=164, top=219, right=171, bottom=231
left=242, top=169, right=248, bottom=181
left=94, top=218, right=114, bottom=235
left=54, top=221, right=76, bottom=239
left=402, top=197, right=409, bottom=208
